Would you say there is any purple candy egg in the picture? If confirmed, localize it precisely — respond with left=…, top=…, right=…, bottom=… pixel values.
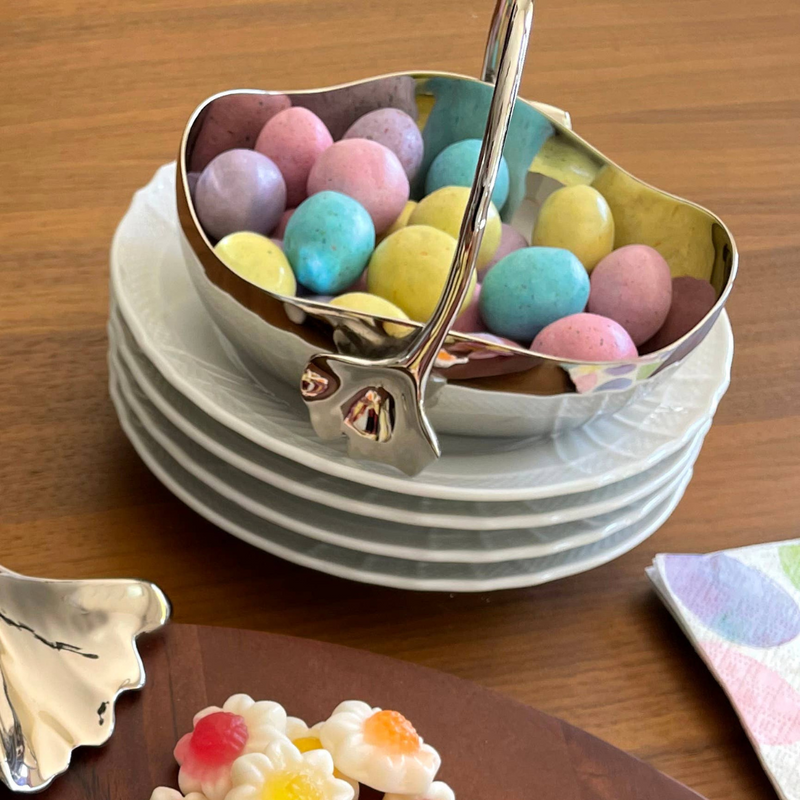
left=343, top=108, right=424, bottom=181
left=195, top=149, right=286, bottom=241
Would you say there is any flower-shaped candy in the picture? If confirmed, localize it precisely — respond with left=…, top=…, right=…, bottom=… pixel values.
left=319, top=701, right=440, bottom=794
left=175, top=694, right=287, bottom=800
left=227, top=738, right=354, bottom=800
left=385, top=781, right=455, bottom=800
left=150, top=788, right=207, bottom=800
left=286, top=717, right=359, bottom=798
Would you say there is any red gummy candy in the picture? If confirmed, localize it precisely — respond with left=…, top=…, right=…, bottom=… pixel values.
left=189, top=712, right=248, bottom=767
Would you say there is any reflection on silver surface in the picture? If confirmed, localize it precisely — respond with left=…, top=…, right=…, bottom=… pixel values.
left=0, top=567, right=170, bottom=793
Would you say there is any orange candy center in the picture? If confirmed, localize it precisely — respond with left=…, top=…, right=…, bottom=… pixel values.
left=363, top=710, right=420, bottom=755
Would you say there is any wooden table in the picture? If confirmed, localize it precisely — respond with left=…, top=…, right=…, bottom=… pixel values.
left=1, top=0, right=797, bottom=797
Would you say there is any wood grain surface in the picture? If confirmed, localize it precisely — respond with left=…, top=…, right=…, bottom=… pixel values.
left=0, top=0, right=798, bottom=798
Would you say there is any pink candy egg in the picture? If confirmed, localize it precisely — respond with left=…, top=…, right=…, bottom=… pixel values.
left=643, top=276, right=717, bottom=352
left=272, top=208, right=295, bottom=239
left=189, top=93, right=291, bottom=172
left=588, top=244, right=672, bottom=345
left=480, top=223, right=528, bottom=279
left=531, top=313, right=638, bottom=361
left=452, top=283, right=486, bottom=333
left=343, top=108, right=424, bottom=180
left=306, top=139, right=409, bottom=234
left=255, top=108, right=333, bottom=207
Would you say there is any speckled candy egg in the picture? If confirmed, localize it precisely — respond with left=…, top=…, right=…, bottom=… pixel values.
left=532, top=185, right=615, bottom=272
left=480, top=223, right=528, bottom=278
left=306, top=139, right=409, bottom=234
left=343, top=108, right=424, bottom=180
left=425, top=139, right=510, bottom=209
left=195, top=149, right=286, bottom=240
left=589, top=244, right=672, bottom=345
left=409, top=186, right=501, bottom=271
left=531, top=313, right=637, bottom=360
left=284, top=191, right=375, bottom=294
left=480, top=247, right=590, bottom=341
left=368, top=225, right=475, bottom=322
left=643, top=276, right=716, bottom=352
left=214, top=232, right=296, bottom=296
left=255, top=107, right=333, bottom=207
left=189, top=93, right=291, bottom=172
left=329, top=292, right=412, bottom=338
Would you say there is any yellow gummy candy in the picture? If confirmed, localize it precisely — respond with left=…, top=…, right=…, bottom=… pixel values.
left=532, top=185, right=615, bottom=272
left=409, top=186, right=501, bottom=271
left=329, top=292, right=412, bottom=338
left=214, top=232, right=296, bottom=296
left=291, top=736, right=323, bottom=754
left=367, top=225, right=475, bottom=323
left=265, top=772, right=325, bottom=800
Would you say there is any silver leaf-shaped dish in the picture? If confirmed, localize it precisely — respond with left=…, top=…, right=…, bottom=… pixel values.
left=0, top=566, right=170, bottom=792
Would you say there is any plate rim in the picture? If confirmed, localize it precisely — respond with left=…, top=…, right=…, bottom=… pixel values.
left=110, top=374, right=693, bottom=592
left=109, top=307, right=708, bottom=532
left=110, top=163, right=732, bottom=502
left=111, top=344, right=700, bottom=564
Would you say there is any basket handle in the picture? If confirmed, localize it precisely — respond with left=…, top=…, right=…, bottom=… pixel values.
left=400, top=0, right=534, bottom=381
left=300, top=0, right=534, bottom=475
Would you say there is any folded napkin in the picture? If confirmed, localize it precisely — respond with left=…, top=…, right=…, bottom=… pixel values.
left=648, top=540, right=800, bottom=800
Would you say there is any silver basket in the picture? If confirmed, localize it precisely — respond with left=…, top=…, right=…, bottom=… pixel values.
left=177, top=0, right=737, bottom=475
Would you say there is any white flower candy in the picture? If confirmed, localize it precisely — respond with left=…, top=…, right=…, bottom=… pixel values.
left=227, top=738, right=355, bottom=800
left=174, top=694, right=288, bottom=800
left=319, top=701, right=440, bottom=794
left=149, top=788, right=207, bottom=800
left=384, top=781, right=455, bottom=800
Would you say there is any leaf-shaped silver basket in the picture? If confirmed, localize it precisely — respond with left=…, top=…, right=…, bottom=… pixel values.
left=176, top=0, right=737, bottom=475
left=0, top=567, right=170, bottom=792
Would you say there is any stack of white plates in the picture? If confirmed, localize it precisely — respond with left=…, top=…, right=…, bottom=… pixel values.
left=108, top=165, right=733, bottom=591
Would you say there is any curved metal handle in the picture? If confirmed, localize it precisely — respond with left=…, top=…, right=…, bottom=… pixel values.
left=401, top=0, right=534, bottom=382
left=300, top=0, right=535, bottom=475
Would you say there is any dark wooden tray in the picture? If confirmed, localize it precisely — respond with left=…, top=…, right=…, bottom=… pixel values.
left=17, top=624, right=704, bottom=799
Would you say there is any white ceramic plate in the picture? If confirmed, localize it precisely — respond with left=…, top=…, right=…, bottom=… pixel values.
left=110, top=308, right=708, bottom=531
left=111, top=164, right=732, bottom=501
left=110, top=375, right=693, bottom=591
left=111, top=342, right=700, bottom=563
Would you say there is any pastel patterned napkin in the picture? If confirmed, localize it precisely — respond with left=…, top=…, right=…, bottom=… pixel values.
left=648, top=540, right=800, bottom=800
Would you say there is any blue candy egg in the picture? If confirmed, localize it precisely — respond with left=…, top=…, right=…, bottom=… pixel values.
left=425, top=139, right=510, bottom=209
left=284, top=191, right=375, bottom=294
left=480, top=247, right=590, bottom=341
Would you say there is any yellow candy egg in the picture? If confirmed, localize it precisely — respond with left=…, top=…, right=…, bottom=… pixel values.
left=532, top=185, right=615, bottom=272
left=378, top=200, right=417, bottom=243
left=409, top=186, right=501, bottom=271
left=214, top=231, right=297, bottom=296
left=367, top=225, right=476, bottom=322
left=329, top=292, right=412, bottom=338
